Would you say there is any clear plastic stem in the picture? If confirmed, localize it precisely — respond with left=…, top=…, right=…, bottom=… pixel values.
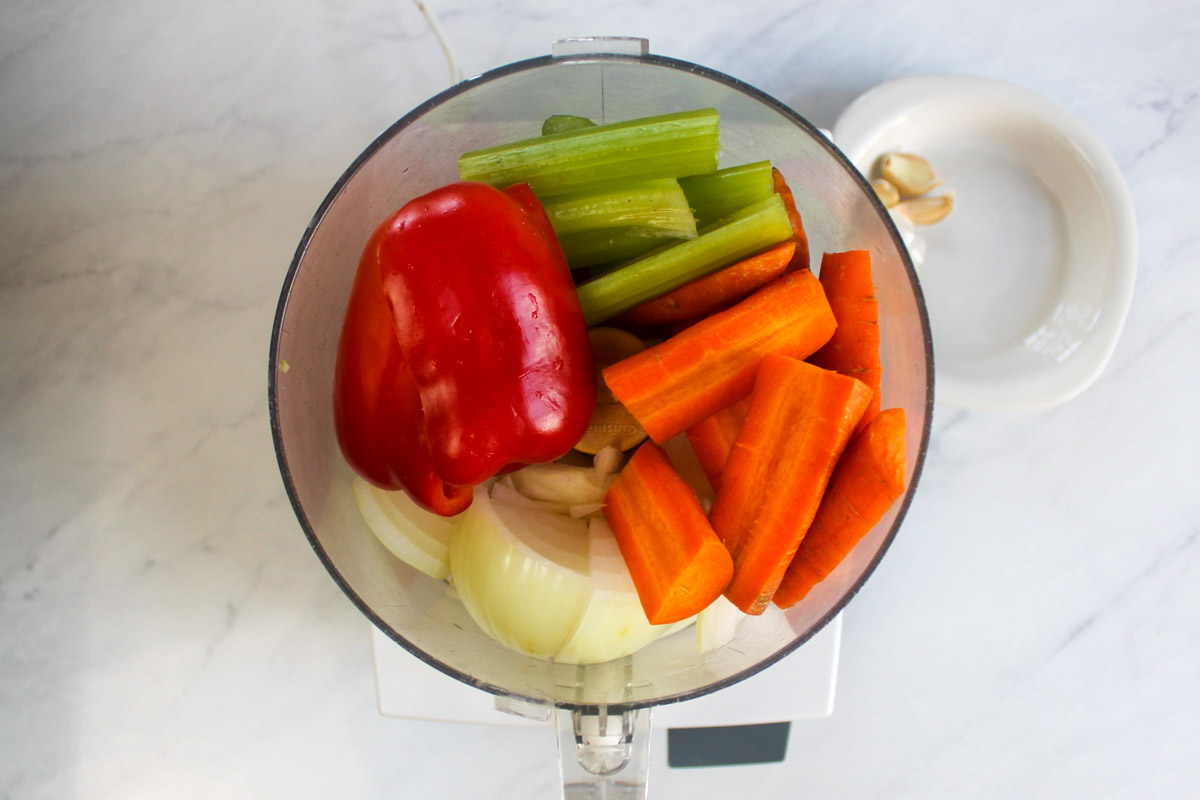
left=556, top=706, right=652, bottom=800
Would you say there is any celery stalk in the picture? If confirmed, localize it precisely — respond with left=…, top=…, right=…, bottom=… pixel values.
left=575, top=194, right=794, bottom=326
left=679, top=161, right=775, bottom=228
left=458, top=109, right=720, bottom=196
left=542, top=115, right=597, bottom=136
left=539, top=178, right=698, bottom=270
left=557, top=228, right=690, bottom=271
left=540, top=179, right=695, bottom=238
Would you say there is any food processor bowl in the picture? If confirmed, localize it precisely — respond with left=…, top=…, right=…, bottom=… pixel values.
left=270, top=38, right=932, bottom=797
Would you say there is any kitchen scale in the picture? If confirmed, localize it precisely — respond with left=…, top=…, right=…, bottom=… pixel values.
left=371, top=613, right=841, bottom=769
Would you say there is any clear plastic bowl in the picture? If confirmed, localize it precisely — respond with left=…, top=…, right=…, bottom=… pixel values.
left=269, top=43, right=932, bottom=792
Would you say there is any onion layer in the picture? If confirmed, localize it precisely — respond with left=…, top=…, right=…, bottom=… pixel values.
left=353, top=477, right=460, bottom=580
left=451, top=487, right=592, bottom=659
left=451, top=488, right=685, bottom=663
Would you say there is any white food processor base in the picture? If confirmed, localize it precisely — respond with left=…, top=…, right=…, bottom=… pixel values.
left=371, top=614, right=840, bottom=767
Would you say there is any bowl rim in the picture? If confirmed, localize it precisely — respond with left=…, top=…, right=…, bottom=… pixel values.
left=268, top=50, right=935, bottom=712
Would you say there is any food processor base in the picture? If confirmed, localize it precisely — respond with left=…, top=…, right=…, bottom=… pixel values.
left=371, top=614, right=840, bottom=766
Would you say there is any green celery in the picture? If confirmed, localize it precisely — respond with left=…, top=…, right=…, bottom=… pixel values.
left=557, top=228, right=690, bottom=271
left=575, top=194, right=794, bottom=326
left=679, top=161, right=775, bottom=228
left=540, top=179, right=696, bottom=238
left=458, top=109, right=720, bottom=196
left=541, top=115, right=597, bottom=136
left=540, top=178, right=697, bottom=269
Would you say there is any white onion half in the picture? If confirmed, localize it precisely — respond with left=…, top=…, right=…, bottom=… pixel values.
left=353, top=477, right=461, bottom=580
left=554, top=518, right=676, bottom=665
left=451, top=486, right=592, bottom=659
left=450, top=488, right=689, bottom=664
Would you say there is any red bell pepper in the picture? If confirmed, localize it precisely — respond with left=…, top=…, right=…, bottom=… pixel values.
left=333, top=250, right=471, bottom=516
left=334, top=181, right=596, bottom=514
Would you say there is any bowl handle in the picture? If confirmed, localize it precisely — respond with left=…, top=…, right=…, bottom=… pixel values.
left=557, top=706, right=653, bottom=799
left=552, top=37, right=649, bottom=58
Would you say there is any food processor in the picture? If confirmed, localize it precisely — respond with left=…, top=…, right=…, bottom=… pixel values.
left=269, top=37, right=932, bottom=798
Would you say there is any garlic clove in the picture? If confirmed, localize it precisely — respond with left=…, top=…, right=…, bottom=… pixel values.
left=880, top=152, right=942, bottom=196
left=871, top=178, right=900, bottom=209
left=895, top=193, right=954, bottom=225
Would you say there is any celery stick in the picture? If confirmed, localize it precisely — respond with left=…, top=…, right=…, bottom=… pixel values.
left=539, top=178, right=697, bottom=270
left=540, top=179, right=696, bottom=238
left=458, top=109, right=720, bottom=196
left=558, top=228, right=690, bottom=271
left=542, top=115, right=596, bottom=136
left=575, top=194, right=794, bottom=326
left=679, top=160, right=775, bottom=228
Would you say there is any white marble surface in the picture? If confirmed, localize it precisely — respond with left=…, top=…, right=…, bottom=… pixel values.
left=2, top=0, right=1198, bottom=797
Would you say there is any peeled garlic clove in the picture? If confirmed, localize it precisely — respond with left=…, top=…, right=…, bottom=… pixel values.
left=895, top=193, right=954, bottom=225
left=871, top=178, right=900, bottom=208
left=880, top=152, right=941, bottom=196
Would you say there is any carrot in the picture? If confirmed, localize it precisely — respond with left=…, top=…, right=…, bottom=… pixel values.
left=660, top=317, right=698, bottom=338
left=808, top=250, right=881, bottom=431
left=612, top=241, right=795, bottom=329
left=602, top=270, right=836, bottom=444
left=603, top=441, right=733, bottom=624
left=772, top=168, right=810, bottom=272
left=773, top=408, right=906, bottom=609
left=709, top=354, right=872, bottom=615
left=685, top=398, right=749, bottom=491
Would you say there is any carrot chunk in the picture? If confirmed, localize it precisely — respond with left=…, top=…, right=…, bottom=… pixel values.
left=602, top=270, right=836, bottom=444
left=709, top=354, right=872, bottom=615
left=772, top=168, right=810, bottom=272
left=613, top=240, right=795, bottom=329
left=773, top=408, right=906, bottom=608
left=685, top=398, right=749, bottom=492
left=808, top=250, right=881, bottom=431
left=603, top=441, right=733, bottom=625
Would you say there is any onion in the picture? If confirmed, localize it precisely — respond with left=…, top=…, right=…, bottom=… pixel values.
left=352, top=477, right=461, bottom=580
left=354, top=460, right=719, bottom=662
left=695, top=593, right=745, bottom=652
left=554, top=518, right=673, bottom=664
left=592, top=446, right=623, bottom=481
left=451, top=486, right=592, bottom=659
left=510, top=462, right=609, bottom=506
left=450, top=490, right=686, bottom=663
left=490, top=480, right=570, bottom=516
left=568, top=503, right=606, bottom=519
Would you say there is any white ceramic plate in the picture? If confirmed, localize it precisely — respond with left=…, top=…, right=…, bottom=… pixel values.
left=833, top=75, right=1136, bottom=411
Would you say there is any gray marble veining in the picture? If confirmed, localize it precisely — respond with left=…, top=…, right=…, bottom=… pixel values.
left=2, top=0, right=1198, bottom=797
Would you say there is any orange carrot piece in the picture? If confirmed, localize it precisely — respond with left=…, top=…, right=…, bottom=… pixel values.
left=603, top=441, right=733, bottom=625
left=709, top=354, right=872, bottom=615
left=602, top=270, right=836, bottom=444
left=660, top=317, right=698, bottom=338
left=808, top=250, right=881, bottom=431
left=772, top=168, right=810, bottom=272
left=613, top=241, right=796, bottom=329
left=774, top=408, right=906, bottom=609
left=685, top=398, right=749, bottom=491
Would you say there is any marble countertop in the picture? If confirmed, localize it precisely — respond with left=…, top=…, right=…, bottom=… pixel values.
left=3, top=0, right=1198, bottom=797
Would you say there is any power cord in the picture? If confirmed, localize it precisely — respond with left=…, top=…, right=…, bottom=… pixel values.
left=410, top=0, right=464, bottom=84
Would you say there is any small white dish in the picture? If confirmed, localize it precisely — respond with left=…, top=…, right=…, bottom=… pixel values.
left=833, top=75, right=1136, bottom=411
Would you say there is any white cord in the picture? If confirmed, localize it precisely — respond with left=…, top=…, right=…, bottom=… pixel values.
left=410, top=0, right=464, bottom=84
